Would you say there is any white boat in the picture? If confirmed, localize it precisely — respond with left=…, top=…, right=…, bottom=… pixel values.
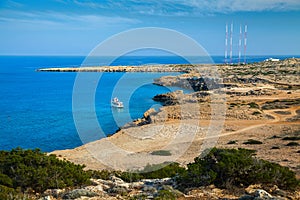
left=111, top=97, right=124, bottom=108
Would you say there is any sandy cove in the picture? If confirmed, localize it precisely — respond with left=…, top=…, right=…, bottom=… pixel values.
left=52, top=58, right=300, bottom=176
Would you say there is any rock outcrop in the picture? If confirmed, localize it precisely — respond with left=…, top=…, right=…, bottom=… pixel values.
left=40, top=177, right=299, bottom=200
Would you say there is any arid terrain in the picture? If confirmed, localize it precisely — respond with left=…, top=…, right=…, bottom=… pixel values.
left=52, top=58, right=300, bottom=180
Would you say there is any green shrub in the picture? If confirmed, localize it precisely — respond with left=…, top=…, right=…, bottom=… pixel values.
left=89, top=169, right=114, bottom=180
left=154, top=189, right=176, bottom=200
left=117, top=162, right=185, bottom=182
left=282, top=136, right=300, bottom=141
left=248, top=102, right=259, bottom=109
left=151, top=150, right=172, bottom=156
left=269, top=135, right=281, bottom=139
left=252, top=111, right=261, bottom=115
left=176, top=148, right=299, bottom=191
left=89, top=162, right=185, bottom=183
left=271, top=146, right=280, bottom=150
left=229, top=103, right=238, bottom=107
left=0, top=148, right=91, bottom=193
left=0, top=185, right=17, bottom=200
left=286, top=142, right=299, bottom=146
left=141, top=162, right=185, bottom=179
left=243, top=139, right=263, bottom=145
left=227, top=140, right=237, bottom=144
left=118, top=171, right=143, bottom=183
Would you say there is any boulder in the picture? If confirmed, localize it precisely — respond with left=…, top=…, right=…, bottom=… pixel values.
left=108, top=186, right=128, bottom=196
left=43, top=188, right=65, bottom=198
left=84, top=184, right=104, bottom=193
left=142, top=185, right=157, bottom=195
left=62, top=189, right=98, bottom=199
left=253, top=189, right=273, bottom=200
left=245, top=184, right=262, bottom=194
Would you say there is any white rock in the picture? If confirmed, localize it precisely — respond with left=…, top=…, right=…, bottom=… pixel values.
left=254, top=189, right=273, bottom=199
left=129, top=181, right=144, bottom=189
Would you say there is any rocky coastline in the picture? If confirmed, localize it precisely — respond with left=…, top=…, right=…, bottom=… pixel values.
left=50, top=58, right=300, bottom=199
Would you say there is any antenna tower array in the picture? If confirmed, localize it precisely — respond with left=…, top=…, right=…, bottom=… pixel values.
left=224, top=23, right=248, bottom=64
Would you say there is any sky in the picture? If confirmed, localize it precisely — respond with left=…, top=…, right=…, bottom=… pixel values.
left=0, top=0, right=300, bottom=56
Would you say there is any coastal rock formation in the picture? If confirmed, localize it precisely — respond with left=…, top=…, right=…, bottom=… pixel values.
left=152, top=90, right=185, bottom=105
left=154, top=74, right=223, bottom=91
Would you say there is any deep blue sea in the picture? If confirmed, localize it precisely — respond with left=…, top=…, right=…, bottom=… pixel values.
left=0, top=55, right=298, bottom=152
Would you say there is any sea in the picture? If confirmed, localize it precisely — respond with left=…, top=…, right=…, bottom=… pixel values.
left=0, top=55, right=297, bottom=152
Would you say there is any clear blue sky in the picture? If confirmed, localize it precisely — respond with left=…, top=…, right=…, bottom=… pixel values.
left=0, top=0, right=300, bottom=56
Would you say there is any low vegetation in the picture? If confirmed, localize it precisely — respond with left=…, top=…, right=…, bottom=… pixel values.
left=282, top=136, right=300, bottom=141
left=0, top=148, right=91, bottom=196
left=151, top=150, right=172, bottom=156
left=243, top=139, right=263, bottom=145
left=286, top=142, right=299, bottom=146
left=261, top=99, right=300, bottom=110
left=90, top=162, right=185, bottom=183
left=271, top=146, right=280, bottom=150
left=92, top=148, right=300, bottom=191
left=248, top=102, right=259, bottom=109
left=252, top=111, right=261, bottom=115
left=0, top=147, right=299, bottom=198
left=176, top=148, right=299, bottom=191
left=227, top=140, right=237, bottom=144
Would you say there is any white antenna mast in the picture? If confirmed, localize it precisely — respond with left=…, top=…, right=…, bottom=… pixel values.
left=230, top=22, right=233, bottom=64
left=239, top=24, right=242, bottom=64
left=225, top=23, right=228, bottom=64
left=244, top=24, right=248, bottom=64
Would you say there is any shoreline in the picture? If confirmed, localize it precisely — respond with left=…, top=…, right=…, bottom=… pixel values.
left=36, top=64, right=194, bottom=72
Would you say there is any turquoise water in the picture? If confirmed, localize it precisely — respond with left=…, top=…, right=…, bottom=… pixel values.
left=0, top=55, right=297, bottom=151
left=0, top=56, right=189, bottom=151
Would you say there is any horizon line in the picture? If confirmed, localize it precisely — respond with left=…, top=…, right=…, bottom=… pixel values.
left=0, top=54, right=299, bottom=57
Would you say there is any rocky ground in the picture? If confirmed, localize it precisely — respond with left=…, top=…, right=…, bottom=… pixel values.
left=39, top=176, right=300, bottom=200
left=51, top=58, right=300, bottom=199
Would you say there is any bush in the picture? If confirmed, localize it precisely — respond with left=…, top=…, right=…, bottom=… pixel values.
left=243, top=139, right=263, bottom=145
left=176, top=148, right=299, bottom=191
left=89, top=169, right=114, bottom=180
left=151, top=150, right=172, bottom=156
left=248, top=102, right=259, bottom=109
left=252, top=111, right=261, bottom=115
left=88, top=162, right=185, bottom=183
left=282, top=136, right=300, bottom=141
left=117, top=162, right=185, bottom=182
left=0, top=185, right=17, bottom=200
left=154, top=189, right=176, bottom=200
left=140, top=162, right=185, bottom=179
left=227, top=140, right=237, bottom=144
left=286, top=142, right=299, bottom=146
left=269, top=135, right=281, bottom=139
left=271, top=146, right=280, bottom=150
left=0, top=148, right=91, bottom=193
